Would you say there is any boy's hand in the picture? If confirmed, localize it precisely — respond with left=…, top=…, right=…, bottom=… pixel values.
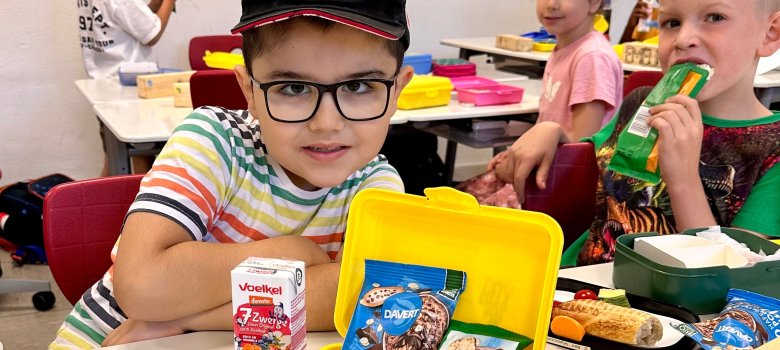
left=647, top=94, right=704, bottom=186
left=494, top=122, right=566, bottom=202
left=102, top=319, right=184, bottom=347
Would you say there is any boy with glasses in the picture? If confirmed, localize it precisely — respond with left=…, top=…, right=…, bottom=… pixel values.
left=50, top=1, right=414, bottom=348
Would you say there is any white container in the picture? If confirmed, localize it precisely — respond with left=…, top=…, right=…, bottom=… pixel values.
left=231, top=257, right=306, bottom=350
left=634, top=235, right=749, bottom=269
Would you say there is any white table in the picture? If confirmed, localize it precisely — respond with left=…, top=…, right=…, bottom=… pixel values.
left=92, top=99, right=191, bottom=174
left=101, top=330, right=343, bottom=350
left=400, top=79, right=542, bottom=183
left=75, top=78, right=152, bottom=105
left=442, top=37, right=780, bottom=107
left=100, top=263, right=615, bottom=350
left=442, top=37, right=551, bottom=63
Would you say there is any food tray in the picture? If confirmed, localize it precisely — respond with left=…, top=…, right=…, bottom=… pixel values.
left=334, top=187, right=563, bottom=350
left=553, top=277, right=701, bottom=350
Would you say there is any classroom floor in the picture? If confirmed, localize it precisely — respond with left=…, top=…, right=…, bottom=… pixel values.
left=0, top=252, right=70, bottom=349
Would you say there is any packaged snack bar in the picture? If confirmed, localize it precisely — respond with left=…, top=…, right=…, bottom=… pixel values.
left=608, top=62, right=712, bottom=184
left=438, top=320, right=533, bottom=350
left=673, top=289, right=780, bottom=349
left=231, top=257, right=306, bottom=350
left=343, top=259, right=467, bottom=350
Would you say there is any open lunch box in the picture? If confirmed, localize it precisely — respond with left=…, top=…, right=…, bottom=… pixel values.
left=332, top=187, right=564, bottom=350
left=613, top=227, right=780, bottom=314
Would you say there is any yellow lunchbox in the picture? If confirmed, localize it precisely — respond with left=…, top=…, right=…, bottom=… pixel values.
left=332, top=187, right=563, bottom=350
left=397, top=75, right=453, bottom=110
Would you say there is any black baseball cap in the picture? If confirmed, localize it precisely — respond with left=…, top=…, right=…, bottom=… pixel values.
left=231, top=0, right=409, bottom=50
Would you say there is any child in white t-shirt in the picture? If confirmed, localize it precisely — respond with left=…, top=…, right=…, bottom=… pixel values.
left=77, top=0, right=175, bottom=78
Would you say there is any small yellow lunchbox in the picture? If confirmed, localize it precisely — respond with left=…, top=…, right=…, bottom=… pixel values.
left=333, top=187, right=564, bottom=350
left=397, top=75, right=453, bottom=110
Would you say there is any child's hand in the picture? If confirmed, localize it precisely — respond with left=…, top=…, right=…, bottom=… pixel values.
left=647, top=94, right=703, bottom=186
left=631, top=1, right=651, bottom=21
left=496, top=122, right=566, bottom=202
left=102, top=319, right=184, bottom=347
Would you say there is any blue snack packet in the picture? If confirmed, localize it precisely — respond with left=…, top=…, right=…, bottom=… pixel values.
left=343, top=259, right=467, bottom=350
left=673, top=289, right=780, bottom=349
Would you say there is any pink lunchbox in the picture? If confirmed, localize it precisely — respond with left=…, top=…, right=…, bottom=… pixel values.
left=450, top=76, right=500, bottom=91
left=432, top=58, right=477, bottom=78
left=457, top=84, right=525, bottom=106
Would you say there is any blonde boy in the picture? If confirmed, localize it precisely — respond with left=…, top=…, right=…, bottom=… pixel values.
left=493, top=0, right=780, bottom=266
left=50, top=1, right=414, bottom=348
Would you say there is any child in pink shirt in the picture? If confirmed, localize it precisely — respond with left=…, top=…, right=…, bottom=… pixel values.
left=538, top=30, right=623, bottom=139
left=456, top=0, right=622, bottom=207
left=536, top=0, right=623, bottom=141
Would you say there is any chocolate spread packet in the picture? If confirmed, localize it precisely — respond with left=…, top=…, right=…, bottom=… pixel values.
left=608, top=62, right=712, bottom=184
left=438, top=320, right=533, bottom=350
left=343, top=259, right=467, bottom=350
left=673, top=289, right=780, bottom=349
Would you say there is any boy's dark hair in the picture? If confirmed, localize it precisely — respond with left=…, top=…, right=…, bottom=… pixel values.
left=241, top=17, right=406, bottom=78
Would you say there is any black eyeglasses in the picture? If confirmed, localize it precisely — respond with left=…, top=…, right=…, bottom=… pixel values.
left=249, top=75, right=396, bottom=123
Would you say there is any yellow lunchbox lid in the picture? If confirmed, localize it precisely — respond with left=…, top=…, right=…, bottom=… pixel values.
left=202, top=50, right=244, bottom=70
left=333, top=187, right=563, bottom=350
left=400, top=74, right=453, bottom=95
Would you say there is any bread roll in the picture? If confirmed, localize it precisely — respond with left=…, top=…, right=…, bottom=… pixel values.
left=552, top=299, right=663, bottom=346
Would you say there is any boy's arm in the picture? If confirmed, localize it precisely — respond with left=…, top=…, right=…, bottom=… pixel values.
left=570, top=101, right=607, bottom=141
left=144, top=0, right=175, bottom=46
left=104, top=262, right=340, bottom=346
left=113, top=211, right=331, bottom=322
left=648, top=95, right=717, bottom=230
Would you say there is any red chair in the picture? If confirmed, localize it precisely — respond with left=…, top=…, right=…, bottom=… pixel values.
left=523, top=143, right=598, bottom=251
left=189, top=70, right=248, bottom=110
left=43, top=175, right=143, bottom=305
left=188, top=35, right=243, bottom=71
left=623, top=70, right=664, bottom=97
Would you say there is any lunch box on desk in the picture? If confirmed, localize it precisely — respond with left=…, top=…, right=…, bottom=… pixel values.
left=397, top=75, right=453, bottom=110
left=457, top=84, right=524, bottom=106
left=432, top=58, right=477, bottom=78
left=332, top=187, right=564, bottom=350
left=613, top=227, right=780, bottom=314
left=449, top=76, right=499, bottom=91
left=402, top=53, right=432, bottom=74
left=202, top=51, right=244, bottom=70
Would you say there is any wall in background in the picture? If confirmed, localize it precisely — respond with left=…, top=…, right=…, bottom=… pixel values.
left=0, top=0, right=550, bottom=184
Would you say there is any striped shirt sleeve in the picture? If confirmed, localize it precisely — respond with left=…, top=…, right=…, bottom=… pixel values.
left=127, top=107, right=238, bottom=241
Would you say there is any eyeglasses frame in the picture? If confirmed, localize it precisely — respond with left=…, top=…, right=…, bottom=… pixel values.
left=248, top=75, right=397, bottom=123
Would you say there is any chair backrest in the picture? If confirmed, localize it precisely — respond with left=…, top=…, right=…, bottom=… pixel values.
left=190, top=70, right=248, bottom=110
left=523, top=142, right=598, bottom=251
left=623, top=70, right=664, bottom=97
left=188, top=35, right=243, bottom=71
left=43, top=175, right=143, bottom=305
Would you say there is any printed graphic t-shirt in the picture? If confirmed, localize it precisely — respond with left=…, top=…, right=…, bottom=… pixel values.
left=77, top=0, right=161, bottom=78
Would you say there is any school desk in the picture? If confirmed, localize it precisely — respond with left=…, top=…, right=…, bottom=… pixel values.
left=100, top=263, right=617, bottom=350
left=441, top=36, right=780, bottom=107
left=77, top=64, right=530, bottom=176
left=399, top=78, right=542, bottom=184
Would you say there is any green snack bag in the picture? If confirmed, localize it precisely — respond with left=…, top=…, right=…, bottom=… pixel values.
left=608, top=62, right=712, bottom=184
left=438, top=320, right=533, bottom=350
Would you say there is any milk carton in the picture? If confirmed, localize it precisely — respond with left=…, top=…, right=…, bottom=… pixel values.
left=231, top=257, right=306, bottom=350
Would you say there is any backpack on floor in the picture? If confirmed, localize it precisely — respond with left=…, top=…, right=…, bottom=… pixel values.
left=0, top=173, right=73, bottom=264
